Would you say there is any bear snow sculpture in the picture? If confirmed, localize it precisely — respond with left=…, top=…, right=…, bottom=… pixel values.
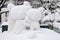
left=8, top=4, right=32, bottom=33
left=25, top=8, right=43, bottom=30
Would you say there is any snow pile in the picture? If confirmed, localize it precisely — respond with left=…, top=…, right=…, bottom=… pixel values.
left=0, top=28, right=60, bottom=40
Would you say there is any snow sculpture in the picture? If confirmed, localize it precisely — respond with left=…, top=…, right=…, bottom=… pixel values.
left=8, top=4, right=32, bottom=33
left=25, top=9, right=43, bottom=30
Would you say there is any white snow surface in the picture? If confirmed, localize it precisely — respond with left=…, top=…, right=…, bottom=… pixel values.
left=0, top=28, right=60, bottom=40
left=1, top=22, right=8, bottom=25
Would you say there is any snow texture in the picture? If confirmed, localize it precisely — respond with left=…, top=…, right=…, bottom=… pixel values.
left=0, top=28, right=60, bottom=40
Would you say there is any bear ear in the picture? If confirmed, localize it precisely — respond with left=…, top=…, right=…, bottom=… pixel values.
left=23, top=1, right=31, bottom=6
left=7, top=3, right=15, bottom=11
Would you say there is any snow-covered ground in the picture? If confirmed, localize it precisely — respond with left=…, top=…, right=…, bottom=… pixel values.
left=0, top=28, right=60, bottom=40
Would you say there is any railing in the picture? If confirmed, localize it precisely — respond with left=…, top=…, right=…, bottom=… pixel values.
left=0, top=10, right=9, bottom=27
left=0, top=10, right=9, bottom=15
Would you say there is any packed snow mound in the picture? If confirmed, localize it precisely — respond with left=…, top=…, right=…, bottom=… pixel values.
left=7, top=3, right=15, bottom=11
left=27, top=8, right=43, bottom=21
left=9, top=5, right=31, bottom=20
left=1, top=28, right=60, bottom=40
